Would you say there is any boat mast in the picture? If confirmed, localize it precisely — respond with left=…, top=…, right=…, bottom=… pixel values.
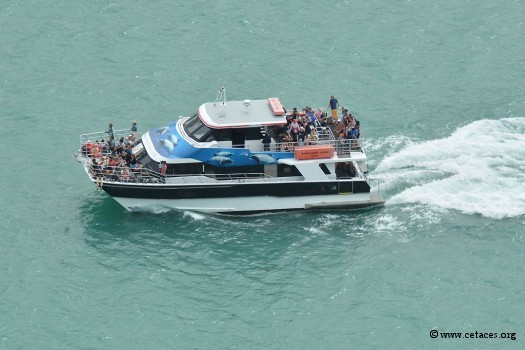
left=216, top=86, right=227, bottom=104
left=215, top=86, right=227, bottom=117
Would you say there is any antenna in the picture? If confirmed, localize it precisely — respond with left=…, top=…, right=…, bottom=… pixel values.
left=216, top=86, right=227, bottom=117
left=216, top=86, right=226, bottom=105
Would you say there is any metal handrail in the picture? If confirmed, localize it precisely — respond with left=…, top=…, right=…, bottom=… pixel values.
left=227, top=137, right=362, bottom=155
left=80, top=129, right=140, bottom=145
left=87, top=160, right=277, bottom=184
left=83, top=147, right=367, bottom=186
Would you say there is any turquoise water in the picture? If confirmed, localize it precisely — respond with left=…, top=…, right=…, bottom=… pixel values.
left=1, top=0, right=524, bottom=348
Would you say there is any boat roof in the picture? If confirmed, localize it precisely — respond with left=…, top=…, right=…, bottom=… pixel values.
left=198, top=98, right=287, bottom=129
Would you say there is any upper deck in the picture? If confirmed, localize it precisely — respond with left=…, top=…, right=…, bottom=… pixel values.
left=198, top=98, right=287, bottom=129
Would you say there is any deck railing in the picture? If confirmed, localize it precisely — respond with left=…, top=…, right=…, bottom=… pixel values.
left=80, top=129, right=140, bottom=145
left=86, top=161, right=368, bottom=187
left=87, top=161, right=276, bottom=185
left=229, top=137, right=362, bottom=156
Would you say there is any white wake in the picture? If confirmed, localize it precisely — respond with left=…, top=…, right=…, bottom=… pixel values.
left=373, top=117, right=525, bottom=219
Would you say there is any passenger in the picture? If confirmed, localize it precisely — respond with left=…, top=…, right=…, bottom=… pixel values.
left=120, top=167, right=132, bottom=182
left=347, top=162, right=357, bottom=177
left=314, top=108, right=323, bottom=120
left=91, top=157, right=99, bottom=174
left=285, top=114, right=293, bottom=126
left=348, top=126, right=358, bottom=140
left=81, top=142, right=93, bottom=156
left=302, top=114, right=310, bottom=126
left=274, top=124, right=286, bottom=144
left=291, top=107, right=300, bottom=120
left=337, top=132, right=347, bottom=153
left=107, top=157, right=117, bottom=176
left=98, top=139, right=108, bottom=153
left=117, top=155, right=127, bottom=168
left=297, top=126, right=306, bottom=146
left=354, top=122, right=361, bottom=149
left=335, top=115, right=346, bottom=134
left=348, top=126, right=359, bottom=150
left=125, top=144, right=132, bottom=165
left=289, top=118, right=300, bottom=142
left=91, top=158, right=104, bottom=189
left=262, top=133, right=272, bottom=151
left=304, top=122, right=312, bottom=136
left=108, top=136, right=116, bottom=152
left=106, top=123, right=114, bottom=139
left=160, top=160, right=168, bottom=175
left=298, top=114, right=306, bottom=126
left=133, top=163, right=144, bottom=181
left=343, top=123, right=351, bottom=138
left=100, top=155, right=109, bottom=170
left=105, top=165, right=117, bottom=180
left=333, top=107, right=347, bottom=133
left=307, top=130, right=318, bottom=145
left=341, top=107, right=348, bottom=125
left=130, top=120, right=138, bottom=136
left=348, top=113, right=357, bottom=128
left=306, top=107, right=316, bottom=126
left=300, top=108, right=307, bottom=117
left=328, top=95, right=339, bottom=123
left=91, top=143, right=101, bottom=157
left=316, top=111, right=328, bottom=127
left=104, top=161, right=113, bottom=176
left=129, top=154, right=137, bottom=169
left=115, top=136, right=125, bottom=153
left=282, top=132, right=293, bottom=151
left=128, top=120, right=138, bottom=144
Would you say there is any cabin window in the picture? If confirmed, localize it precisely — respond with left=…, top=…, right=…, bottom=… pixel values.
left=319, top=163, right=331, bottom=175
left=243, top=127, right=264, bottom=140
left=184, top=115, right=213, bottom=142
left=204, top=164, right=265, bottom=176
left=193, top=124, right=212, bottom=140
left=168, top=163, right=203, bottom=175
left=335, top=162, right=357, bottom=179
left=206, top=129, right=232, bottom=142
left=184, top=115, right=201, bottom=134
left=277, top=164, right=302, bottom=177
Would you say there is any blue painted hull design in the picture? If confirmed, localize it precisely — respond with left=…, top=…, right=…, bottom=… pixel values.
left=150, top=123, right=294, bottom=167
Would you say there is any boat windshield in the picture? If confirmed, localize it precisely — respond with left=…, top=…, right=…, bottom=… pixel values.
left=184, top=115, right=212, bottom=141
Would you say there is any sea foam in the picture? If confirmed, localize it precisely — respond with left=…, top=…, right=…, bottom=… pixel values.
left=374, top=117, right=525, bottom=219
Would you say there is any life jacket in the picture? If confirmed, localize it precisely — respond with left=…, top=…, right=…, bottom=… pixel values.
left=83, top=142, right=93, bottom=154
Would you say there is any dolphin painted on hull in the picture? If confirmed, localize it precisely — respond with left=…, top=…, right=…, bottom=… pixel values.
left=208, top=156, right=234, bottom=165
left=250, top=154, right=277, bottom=164
left=159, top=139, right=175, bottom=153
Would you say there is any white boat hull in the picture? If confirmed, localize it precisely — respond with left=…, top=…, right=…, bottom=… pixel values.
left=112, top=192, right=384, bottom=214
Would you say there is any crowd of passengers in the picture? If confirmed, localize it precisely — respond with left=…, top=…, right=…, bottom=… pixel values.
left=267, top=103, right=362, bottom=151
left=81, top=121, right=149, bottom=184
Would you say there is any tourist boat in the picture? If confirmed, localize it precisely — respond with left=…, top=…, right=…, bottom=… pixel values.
left=75, top=90, right=384, bottom=214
